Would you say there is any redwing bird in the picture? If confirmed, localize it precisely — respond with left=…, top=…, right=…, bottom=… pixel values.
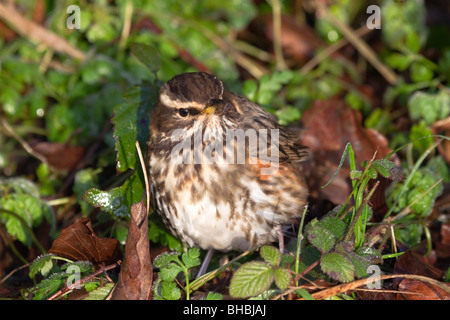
left=147, top=72, right=308, bottom=274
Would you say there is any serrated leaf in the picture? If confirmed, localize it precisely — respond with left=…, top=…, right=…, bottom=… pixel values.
left=320, top=252, right=355, bottom=283
left=161, top=281, right=181, bottom=300
left=159, top=263, right=183, bottom=282
left=345, top=253, right=370, bottom=279
left=29, top=254, right=56, bottom=278
left=229, top=261, right=275, bottom=298
left=153, top=252, right=181, bottom=269
left=350, top=170, right=362, bottom=180
left=182, top=248, right=201, bottom=270
left=32, top=273, right=66, bottom=300
left=319, top=216, right=347, bottom=240
left=83, top=170, right=144, bottom=217
left=307, top=220, right=336, bottom=253
left=366, top=167, right=378, bottom=179
left=112, top=83, right=158, bottom=172
left=355, top=246, right=383, bottom=265
left=260, top=245, right=281, bottom=266
left=274, top=267, right=291, bottom=290
left=372, top=159, right=396, bottom=178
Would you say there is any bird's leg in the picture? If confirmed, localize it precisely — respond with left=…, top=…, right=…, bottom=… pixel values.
left=278, top=225, right=285, bottom=253
left=196, top=248, right=214, bottom=278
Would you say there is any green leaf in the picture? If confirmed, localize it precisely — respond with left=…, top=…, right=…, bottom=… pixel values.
left=320, top=216, right=347, bottom=240
left=355, top=246, right=383, bottom=265
left=372, top=159, right=396, bottom=178
left=320, top=252, right=355, bottom=283
left=294, top=288, right=315, bottom=300
left=410, top=61, right=434, bottom=83
left=84, top=282, right=114, bottom=300
left=381, top=0, right=427, bottom=52
left=275, top=106, right=302, bottom=125
left=112, top=83, right=158, bottom=172
left=350, top=170, right=362, bottom=180
left=0, top=194, right=52, bottom=246
left=29, top=254, right=56, bottom=279
left=408, top=90, right=450, bottom=125
left=161, top=281, right=182, bottom=300
left=260, top=245, right=281, bottom=266
left=159, top=263, right=183, bottom=282
left=274, top=268, right=291, bottom=290
left=153, top=251, right=181, bottom=269
left=229, top=261, right=275, bottom=298
left=82, top=170, right=144, bottom=217
left=131, top=43, right=161, bottom=74
left=32, top=273, right=66, bottom=300
left=205, top=292, right=223, bottom=300
left=181, top=248, right=201, bottom=270
left=306, top=219, right=336, bottom=253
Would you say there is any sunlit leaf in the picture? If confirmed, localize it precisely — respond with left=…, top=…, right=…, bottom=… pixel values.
left=229, top=262, right=274, bottom=298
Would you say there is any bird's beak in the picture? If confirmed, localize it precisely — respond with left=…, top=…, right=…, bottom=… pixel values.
left=201, top=106, right=216, bottom=115
left=202, top=98, right=224, bottom=115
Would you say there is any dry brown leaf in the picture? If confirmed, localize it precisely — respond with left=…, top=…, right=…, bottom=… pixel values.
left=31, top=141, right=84, bottom=171
left=298, top=99, right=396, bottom=210
left=111, top=201, right=153, bottom=300
left=48, top=217, right=122, bottom=267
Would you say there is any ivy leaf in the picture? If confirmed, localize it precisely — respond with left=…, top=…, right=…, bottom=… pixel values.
left=320, top=252, right=355, bottom=283
left=260, top=245, right=281, bottom=267
left=229, top=262, right=275, bottom=298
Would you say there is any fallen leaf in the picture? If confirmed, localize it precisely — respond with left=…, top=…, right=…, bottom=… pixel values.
left=249, top=14, right=323, bottom=65
left=298, top=99, right=396, bottom=212
left=394, top=250, right=444, bottom=280
left=48, top=217, right=122, bottom=267
left=111, top=201, right=153, bottom=300
left=397, top=279, right=450, bottom=300
left=393, top=250, right=449, bottom=300
left=31, top=141, right=84, bottom=171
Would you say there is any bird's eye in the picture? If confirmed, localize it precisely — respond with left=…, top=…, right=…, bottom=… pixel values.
left=178, top=108, right=189, bottom=117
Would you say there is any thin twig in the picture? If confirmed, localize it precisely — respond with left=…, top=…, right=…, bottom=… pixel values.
left=47, top=262, right=119, bottom=300
left=135, top=141, right=150, bottom=215
left=0, top=2, right=86, bottom=61
left=0, top=118, right=48, bottom=165
left=267, top=0, right=288, bottom=70
left=119, top=0, right=133, bottom=51
left=315, top=3, right=397, bottom=85
left=300, top=25, right=372, bottom=74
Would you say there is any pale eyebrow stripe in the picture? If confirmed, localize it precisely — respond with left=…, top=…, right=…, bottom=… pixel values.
left=160, top=92, right=205, bottom=110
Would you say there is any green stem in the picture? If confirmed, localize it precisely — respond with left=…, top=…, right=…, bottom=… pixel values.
left=295, top=204, right=309, bottom=286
